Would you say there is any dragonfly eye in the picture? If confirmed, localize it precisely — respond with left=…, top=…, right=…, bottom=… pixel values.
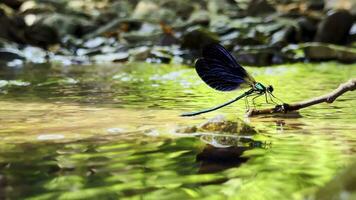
left=267, top=85, right=274, bottom=93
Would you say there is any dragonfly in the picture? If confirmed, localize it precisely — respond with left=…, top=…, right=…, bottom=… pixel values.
left=181, top=43, right=281, bottom=117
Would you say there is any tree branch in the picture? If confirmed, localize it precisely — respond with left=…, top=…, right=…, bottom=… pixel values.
left=247, top=79, right=356, bottom=117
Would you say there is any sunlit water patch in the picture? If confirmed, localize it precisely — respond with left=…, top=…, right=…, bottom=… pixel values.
left=0, top=62, right=355, bottom=199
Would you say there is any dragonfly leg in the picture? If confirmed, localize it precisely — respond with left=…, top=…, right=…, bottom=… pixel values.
left=265, top=92, right=270, bottom=104
left=251, top=94, right=262, bottom=109
left=268, top=93, right=278, bottom=105
left=244, top=93, right=261, bottom=109
left=244, top=96, right=250, bottom=111
left=268, top=92, right=284, bottom=104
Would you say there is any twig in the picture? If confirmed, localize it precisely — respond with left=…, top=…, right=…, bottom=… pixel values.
left=247, top=79, right=356, bottom=117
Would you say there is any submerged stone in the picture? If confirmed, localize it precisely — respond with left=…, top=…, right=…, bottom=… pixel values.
left=176, top=115, right=256, bottom=135
left=199, top=115, right=256, bottom=135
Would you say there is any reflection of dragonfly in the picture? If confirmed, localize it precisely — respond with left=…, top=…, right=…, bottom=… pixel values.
left=181, top=43, right=282, bottom=117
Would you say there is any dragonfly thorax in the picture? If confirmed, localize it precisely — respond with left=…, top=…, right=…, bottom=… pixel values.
left=254, top=82, right=273, bottom=93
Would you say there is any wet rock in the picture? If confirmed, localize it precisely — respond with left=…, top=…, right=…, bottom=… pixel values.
left=0, top=48, right=25, bottom=62
left=187, top=10, right=210, bottom=26
left=0, top=8, right=26, bottom=44
left=233, top=50, right=274, bottom=66
left=160, top=0, right=195, bottom=20
left=24, top=23, right=59, bottom=48
left=129, top=46, right=151, bottom=61
left=150, top=49, right=171, bottom=63
left=120, top=23, right=161, bottom=45
left=1, top=0, right=24, bottom=10
left=302, top=42, right=356, bottom=63
left=314, top=160, right=356, bottom=200
left=199, top=115, right=256, bottom=134
left=159, top=33, right=179, bottom=46
left=92, top=52, right=129, bottom=63
left=175, top=115, right=256, bottom=135
left=181, top=26, right=219, bottom=50
left=101, top=0, right=133, bottom=19
left=234, top=30, right=267, bottom=46
left=132, top=1, right=159, bottom=20
left=38, top=13, right=93, bottom=38
left=350, top=23, right=356, bottom=44
left=270, top=26, right=299, bottom=46
left=306, top=0, right=324, bottom=10
left=297, top=17, right=318, bottom=42
left=127, top=3, right=177, bottom=23
left=84, top=18, right=142, bottom=40
left=246, top=0, right=276, bottom=16
left=175, top=125, right=198, bottom=134
left=314, top=10, right=353, bottom=44
left=22, top=46, right=47, bottom=63
left=207, top=0, right=234, bottom=15
left=19, top=0, right=55, bottom=15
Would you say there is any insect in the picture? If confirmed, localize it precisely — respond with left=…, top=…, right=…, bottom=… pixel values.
left=181, top=43, right=281, bottom=117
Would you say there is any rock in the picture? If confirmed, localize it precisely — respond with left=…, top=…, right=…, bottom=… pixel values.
left=132, top=1, right=159, bottom=20
left=133, top=1, right=177, bottom=22
left=19, top=0, right=55, bottom=15
left=314, top=10, right=353, bottom=44
left=0, top=48, right=25, bottom=62
left=37, top=13, right=93, bottom=38
left=24, top=23, right=59, bottom=48
left=306, top=0, right=324, bottom=10
left=199, top=115, right=256, bottom=134
left=325, top=1, right=356, bottom=15
left=1, top=0, right=24, bottom=10
left=150, top=49, right=171, bottom=63
left=233, top=49, right=274, bottom=66
left=84, top=18, right=142, bottom=40
left=92, top=52, right=129, bottom=63
left=207, top=0, right=233, bottom=15
left=246, top=0, right=276, bottom=16
left=270, top=26, right=299, bottom=46
left=187, top=10, right=210, bottom=26
left=159, top=33, right=179, bottom=46
left=350, top=23, right=356, bottom=44
left=175, top=115, right=256, bottom=135
left=314, top=160, right=356, bottom=200
left=129, top=46, right=151, bottom=61
left=160, top=0, right=195, bottom=20
left=181, top=26, right=219, bottom=50
left=22, top=46, right=47, bottom=63
left=0, top=8, right=27, bottom=44
left=297, top=17, right=318, bottom=42
left=302, top=42, right=356, bottom=63
left=235, top=31, right=267, bottom=46
left=175, top=125, right=198, bottom=134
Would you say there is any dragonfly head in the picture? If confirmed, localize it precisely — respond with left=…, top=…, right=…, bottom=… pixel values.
left=267, top=85, right=274, bottom=93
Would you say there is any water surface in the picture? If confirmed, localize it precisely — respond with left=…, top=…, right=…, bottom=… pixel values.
left=0, top=62, right=355, bottom=199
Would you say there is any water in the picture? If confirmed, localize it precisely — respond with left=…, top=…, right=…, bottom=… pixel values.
left=0, top=62, right=355, bottom=199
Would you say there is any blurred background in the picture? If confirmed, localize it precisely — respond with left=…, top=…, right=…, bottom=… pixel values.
left=0, top=0, right=355, bottom=66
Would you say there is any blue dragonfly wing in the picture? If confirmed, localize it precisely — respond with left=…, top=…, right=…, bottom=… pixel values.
left=195, top=44, right=255, bottom=91
left=195, top=58, right=248, bottom=91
